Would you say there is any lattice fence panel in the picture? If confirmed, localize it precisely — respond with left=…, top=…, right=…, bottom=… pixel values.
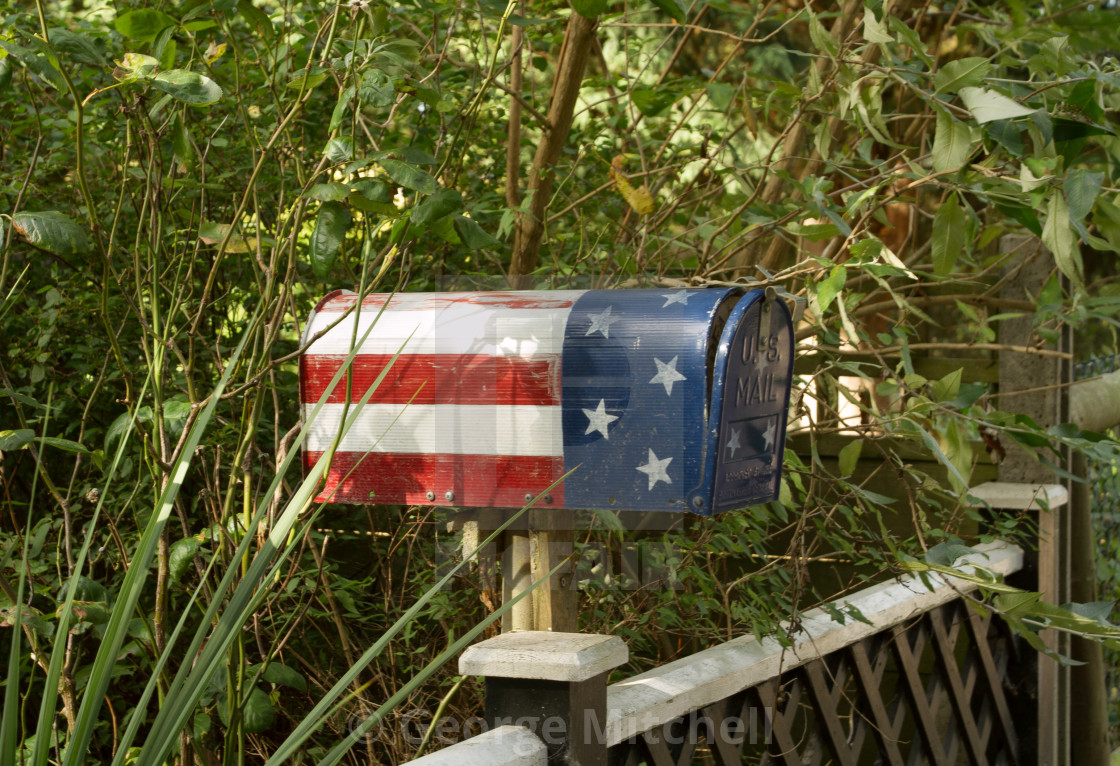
left=608, top=600, right=1018, bottom=766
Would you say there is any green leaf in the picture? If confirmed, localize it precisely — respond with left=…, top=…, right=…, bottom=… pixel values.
left=916, top=423, right=968, bottom=489
left=571, top=0, right=608, bottom=18
left=932, top=368, right=962, bottom=403
left=815, top=264, right=846, bottom=313
left=959, top=87, right=1037, bottom=124
left=837, top=439, right=863, bottom=478
left=452, top=216, right=501, bottom=249
left=324, top=138, right=353, bottom=164
left=305, top=183, right=351, bottom=202
left=649, top=0, right=686, bottom=23
left=115, top=9, right=177, bottom=42
left=35, top=436, right=88, bottom=454
left=411, top=189, right=462, bottom=225
left=808, top=9, right=839, bottom=59
left=286, top=71, right=328, bottom=90
left=925, top=541, right=976, bottom=566
left=0, top=39, right=66, bottom=91
left=0, top=389, right=45, bottom=411
left=349, top=180, right=397, bottom=214
left=169, top=537, right=201, bottom=583
left=237, top=0, right=275, bottom=42
left=931, top=193, right=967, bottom=275
left=0, top=429, right=35, bottom=451
left=255, top=663, right=308, bottom=692
left=114, top=52, right=160, bottom=79
left=888, top=15, right=933, bottom=66
left=0, top=56, right=12, bottom=92
left=149, top=70, right=222, bottom=105
left=631, top=87, right=679, bottom=117
left=309, top=202, right=352, bottom=280
left=221, top=687, right=276, bottom=733
left=706, top=82, right=735, bottom=111
left=862, top=8, right=893, bottom=43
left=932, top=108, right=973, bottom=173
left=994, top=591, right=1042, bottom=617
left=12, top=211, right=90, bottom=256
left=1042, top=192, right=1082, bottom=286
left=932, top=57, right=990, bottom=94
left=379, top=159, right=438, bottom=194
left=49, top=28, right=107, bottom=66
left=1064, top=168, right=1104, bottom=221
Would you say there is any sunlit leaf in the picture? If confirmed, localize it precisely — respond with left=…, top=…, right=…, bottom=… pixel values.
left=12, top=211, right=90, bottom=256
left=0, top=429, right=34, bottom=451
left=150, top=70, right=222, bottom=105
left=959, top=87, right=1037, bottom=124
left=1042, top=192, right=1082, bottom=286
left=933, top=57, right=990, bottom=94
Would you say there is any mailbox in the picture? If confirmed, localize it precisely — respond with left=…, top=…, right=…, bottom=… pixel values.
left=300, top=288, right=793, bottom=515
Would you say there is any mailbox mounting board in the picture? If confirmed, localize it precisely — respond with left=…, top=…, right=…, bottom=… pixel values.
left=300, top=288, right=793, bottom=514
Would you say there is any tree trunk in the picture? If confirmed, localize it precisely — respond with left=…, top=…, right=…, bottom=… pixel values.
left=509, top=11, right=597, bottom=285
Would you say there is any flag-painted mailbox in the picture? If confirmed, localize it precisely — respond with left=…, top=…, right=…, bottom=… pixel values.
left=300, top=288, right=794, bottom=515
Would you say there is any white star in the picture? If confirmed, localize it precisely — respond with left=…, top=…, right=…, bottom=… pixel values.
left=585, top=306, right=621, bottom=339
left=582, top=399, right=618, bottom=439
left=763, top=421, right=777, bottom=450
left=636, top=448, right=672, bottom=490
left=725, top=427, right=742, bottom=458
left=650, top=356, right=686, bottom=396
left=661, top=291, right=692, bottom=307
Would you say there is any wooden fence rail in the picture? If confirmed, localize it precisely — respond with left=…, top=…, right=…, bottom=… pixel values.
left=401, top=540, right=1023, bottom=766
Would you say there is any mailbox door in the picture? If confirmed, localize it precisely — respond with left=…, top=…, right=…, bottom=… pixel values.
left=560, top=288, right=738, bottom=512
left=704, top=290, right=795, bottom=514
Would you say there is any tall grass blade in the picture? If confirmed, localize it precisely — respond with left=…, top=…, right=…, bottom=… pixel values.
left=61, top=309, right=261, bottom=766
left=264, top=479, right=570, bottom=765
left=131, top=302, right=403, bottom=766
left=318, top=558, right=568, bottom=766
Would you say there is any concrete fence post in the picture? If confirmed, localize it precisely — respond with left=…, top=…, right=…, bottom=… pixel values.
left=459, top=632, right=628, bottom=766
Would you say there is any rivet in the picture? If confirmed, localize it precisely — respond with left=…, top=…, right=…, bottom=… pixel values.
left=425, top=491, right=435, bottom=501
left=691, top=496, right=704, bottom=509
left=444, top=490, right=455, bottom=502
left=525, top=493, right=534, bottom=503
left=544, top=494, right=553, bottom=505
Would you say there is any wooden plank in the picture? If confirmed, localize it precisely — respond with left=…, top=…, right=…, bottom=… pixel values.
left=530, top=508, right=578, bottom=632
left=890, top=622, right=949, bottom=766
left=849, top=640, right=905, bottom=766
left=964, top=610, right=1018, bottom=763
left=603, top=542, right=1022, bottom=745
left=928, top=606, right=987, bottom=766
left=402, top=725, right=546, bottom=766
left=802, top=660, right=858, bottom=766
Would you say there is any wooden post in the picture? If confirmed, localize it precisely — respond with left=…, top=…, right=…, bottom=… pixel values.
left=459, top=631, right=628, bottom=766
left=997, top=235, right=1071, bottom=766
left=530, top=508, right=578, bottom=633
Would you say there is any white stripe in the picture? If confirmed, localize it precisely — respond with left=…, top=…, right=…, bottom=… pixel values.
left=304, top=403, right=562, bottom=456
left=305, top=303, right=575, bottom=358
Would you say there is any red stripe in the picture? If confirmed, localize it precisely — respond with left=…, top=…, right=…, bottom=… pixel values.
left=300, top=354, right=560, bottom=405
left=304, top=451, right=565, bottom=507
